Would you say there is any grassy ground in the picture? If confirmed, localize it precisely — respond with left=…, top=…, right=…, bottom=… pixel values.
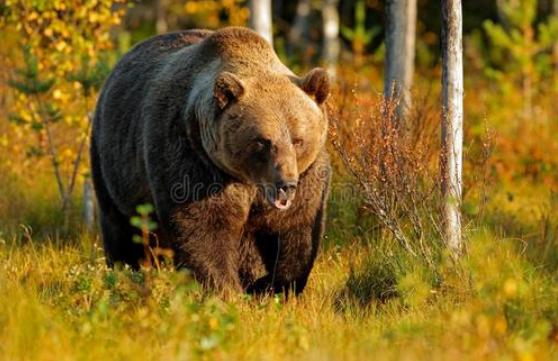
left=1, top=181, right=557, bottom=361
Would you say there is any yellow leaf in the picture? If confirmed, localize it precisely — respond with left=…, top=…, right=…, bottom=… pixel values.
left=27, top=12, right=38, bottom=21
left=88, top=13, right=98, bottom=23
left=55, top=41, right=66, bottom=52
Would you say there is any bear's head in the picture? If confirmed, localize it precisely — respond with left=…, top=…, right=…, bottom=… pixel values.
left=204, top=68, right=329, bottom=210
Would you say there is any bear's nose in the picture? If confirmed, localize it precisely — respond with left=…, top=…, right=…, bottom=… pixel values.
left=268, top=180, right=298, bottom=210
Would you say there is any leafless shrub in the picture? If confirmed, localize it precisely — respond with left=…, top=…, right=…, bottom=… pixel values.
left=328, top=82, right=444, bottom=260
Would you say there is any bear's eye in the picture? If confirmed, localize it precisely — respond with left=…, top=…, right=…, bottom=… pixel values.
left=293, top=138, right=304, bottom=147
left=254, top=137, right=271, bottom=152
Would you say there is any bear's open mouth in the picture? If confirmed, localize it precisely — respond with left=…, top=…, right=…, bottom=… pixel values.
left=265, top=186, right=295, bottom=210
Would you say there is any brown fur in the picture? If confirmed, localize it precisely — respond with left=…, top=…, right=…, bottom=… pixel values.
left=91, top=27, right=331, bottom=295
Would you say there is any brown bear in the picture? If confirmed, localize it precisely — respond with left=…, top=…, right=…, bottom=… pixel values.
left=90, top=27, right=331, bottom=295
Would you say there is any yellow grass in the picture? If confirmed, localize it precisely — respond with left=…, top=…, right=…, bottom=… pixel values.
left=1, top=213, right=557, bottom=360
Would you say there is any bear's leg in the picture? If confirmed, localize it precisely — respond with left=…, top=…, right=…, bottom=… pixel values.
left=249, top=200, right=326, bottom=296
left=248, top=227, right=314, bottom=296
left=99, top=210, right=144, bottom=268
left=91, top=141, right=144, bottom=268
left=238, top=232, right=267, bottom=290
left=169, top=184, right=253, bottom=294
left=171, top=218, right=244, bottom=293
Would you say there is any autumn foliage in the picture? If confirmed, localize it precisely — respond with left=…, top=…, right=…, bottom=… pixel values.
left=0, top=1, right=557, bottom=360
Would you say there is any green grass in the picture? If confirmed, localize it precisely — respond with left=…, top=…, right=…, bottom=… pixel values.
left=1, top=223, right=557, bottom=360
left=1, top=170, right=557, bottom=360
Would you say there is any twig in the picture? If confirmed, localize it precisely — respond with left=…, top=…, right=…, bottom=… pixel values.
left=67, top=94, right=92, bottom=201
left=33, top=94, right=66, bottom=207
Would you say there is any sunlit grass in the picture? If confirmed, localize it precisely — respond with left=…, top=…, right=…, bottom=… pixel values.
left=1, top=219, right=557, bottom=360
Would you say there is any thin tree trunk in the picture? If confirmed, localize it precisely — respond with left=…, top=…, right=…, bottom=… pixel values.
left=155, top=0, right=168, bottom=34
left=441, top=0, right=464, bottom=255
left=33, top=94, right=66, bottom=208
left=384, top=0, right=417, bottom=121
left=83, top=179, right=95, bottom=232
left=322, top=0, right=340, bottom=77
left=288, top=0, right=311, bottom=55
left=553, top=1, right=558, bottom=72
left=521, top=19, right=534, bottom=119
left=249, top=0, right=273, bottom=46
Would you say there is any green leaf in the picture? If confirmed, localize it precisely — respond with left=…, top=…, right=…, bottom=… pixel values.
left=45, top=103, right=62, bottom=122
left=8, top=47, right=55, bottom=95
left=132, top=234, right=143, bottom=244
left=483, top=21, right=513, bottom=50
left=30, top=121, right=44, bottom=131
left=340, top=26, right=355, bottom=41
left=136, top=203, right=154, bottom=215
left=25, top=145, right=44, bottom=158
left=363, top=26, right=381, bottom=45
left=130, top=216, right=142, bottom=228
left=8, top=113, right=28, bottom=126
left=147, top=221, right=158, bottom=231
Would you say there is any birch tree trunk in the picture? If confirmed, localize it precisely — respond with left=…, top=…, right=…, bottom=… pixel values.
left=322, top=0, right=340, bottom=77
left=441, top=0, right=464, bottom=255
left=289, top=0, right=311, bottom=47
left=249, top=0, right=273, bottom=46
left=384, top=0, right=417, bottom=121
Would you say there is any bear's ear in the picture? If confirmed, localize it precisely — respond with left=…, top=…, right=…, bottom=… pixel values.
left=214, top=72, right=245, bottom=110
left=300, top=68, right=330, bottom=105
